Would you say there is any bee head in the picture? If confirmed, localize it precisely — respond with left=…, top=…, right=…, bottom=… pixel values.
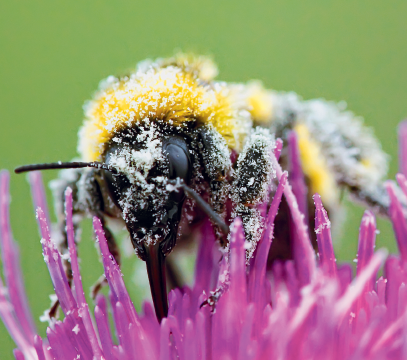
left=102, top=123, right=192, bottom=260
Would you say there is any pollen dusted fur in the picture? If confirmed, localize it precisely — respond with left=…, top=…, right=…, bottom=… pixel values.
left=78, top=54, right=388, bottom=211
left=14, top=53, right=390, bottom=323
left=79, top=55, right=252, bottom=162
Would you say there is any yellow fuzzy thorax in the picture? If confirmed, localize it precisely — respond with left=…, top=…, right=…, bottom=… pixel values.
left=79, top=58, right=250, bottom=161
left=294, top=123, right=339, bottom=205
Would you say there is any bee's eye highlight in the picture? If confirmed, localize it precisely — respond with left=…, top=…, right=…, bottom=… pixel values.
left=165, top=143, right=191, bottom=183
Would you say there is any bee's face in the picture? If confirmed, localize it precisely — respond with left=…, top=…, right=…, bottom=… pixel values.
left=102, top=123, right=192, bottom=259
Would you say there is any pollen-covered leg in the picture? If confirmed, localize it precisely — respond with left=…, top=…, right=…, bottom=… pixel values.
left=231, top=127, right=276, bottom=260
left=198, top=126, right=232, bottom=245
left=347, top=183, right=407, bottom=218
left=200, top=250, right=230, bottom=311
left=200, top=282, right=228, bottom=311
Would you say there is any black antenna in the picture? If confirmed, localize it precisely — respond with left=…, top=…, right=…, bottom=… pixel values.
left=15, top=161, right=119, bottom=174
left=169, top=179, right=229, bottom=235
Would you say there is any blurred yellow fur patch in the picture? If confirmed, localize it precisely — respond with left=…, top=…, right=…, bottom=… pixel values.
left=294, top=123, right=338, bottom=205
left=246, top=81, right=273, bottom=124
left=361, top=158, right=372, bottom=169
left=157, top=53, right=219, bottom=82
left=79, top=56, right=250, bottom=161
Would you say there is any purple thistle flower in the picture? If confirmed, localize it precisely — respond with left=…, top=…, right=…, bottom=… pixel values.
left=3, top=124, right=407, bottom=359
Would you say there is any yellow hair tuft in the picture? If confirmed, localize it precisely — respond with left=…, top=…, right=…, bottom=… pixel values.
left=78, top=58, right=251, bottom=161
left=246, top=81, right=273, bottom=125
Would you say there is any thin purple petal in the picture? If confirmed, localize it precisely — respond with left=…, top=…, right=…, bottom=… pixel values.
left=335, top=249, right=387, bottom=321
left=288, top=131, right=308, bottom=217
left=28, top=172, right=51, bottom=230
left=93, top=216, right=139, bottom=325
left=0, top=277, right=36, bottom=359
left=385, top=181, right=407, bottom=260
left=271, top=152, right=316, bottom=285
left=0, top=171, right=37, bottom=340
left=248, top=171, right=287, bottom=303
left=33, top=335, right=46, bottom=360
left=356, top=211, right=377, bottom=281
left=94, top=302, right=115, bottom=360
left=313, top=194, right=336, bottom=277
left=64, top=188, right=104, bottom=359
left=274, top=138, right=283, bottom=160
left=159, top=318, right=170, bottom=360
left=37, top=207, right=76, bottom=314
left=13, top=348, right=25, bottom=360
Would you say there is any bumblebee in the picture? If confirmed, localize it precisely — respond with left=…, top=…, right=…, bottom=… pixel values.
left=16, top=54, right=389, bottom=321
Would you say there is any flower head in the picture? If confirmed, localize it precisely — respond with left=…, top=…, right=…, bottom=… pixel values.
left=2, top=123, right=407, bottom=359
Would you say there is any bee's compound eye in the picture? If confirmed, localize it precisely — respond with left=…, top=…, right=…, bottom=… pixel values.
left=103, top=169, right=131, bottom=208
left=165, top=143, right=191, bottom=183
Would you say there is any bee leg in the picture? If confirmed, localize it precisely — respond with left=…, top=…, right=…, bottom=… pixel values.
left=200, top=283, right=228, bottom=311
left=198, top=126, right=232, bottom=245
left=231, top=128, right=276, bottom=260
left=200, top=129, right=276, bottom=309
left=200, top=253, right=230, bottom=311
left=347, top=182, right=407, bottom=218
left=91, top=216, right=121, bottom=299
left=207, top=180, right=230, bottom=246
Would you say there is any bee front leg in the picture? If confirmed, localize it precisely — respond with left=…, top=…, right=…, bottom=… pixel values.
left=231, top=127, right=276, bottom=261
left=202, top=128, right=276, bottom=310
left=198, top=126, right=232, bottom=245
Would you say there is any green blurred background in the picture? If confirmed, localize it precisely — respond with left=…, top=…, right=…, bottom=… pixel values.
left=1, top=0, right=406, bottom=357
